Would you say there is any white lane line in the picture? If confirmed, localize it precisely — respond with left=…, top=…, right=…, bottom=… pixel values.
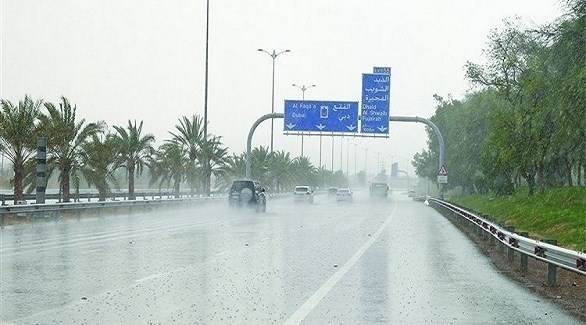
left=3, top=220, right=221, bottom=257
left=284, top=205, right=397, bottom=325
left=135, top=272, right=166, bottom=283
left=215, top=250, right=230, bottom=257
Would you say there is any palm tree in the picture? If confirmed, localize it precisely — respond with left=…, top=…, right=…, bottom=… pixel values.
left=169, top=115, right=204, bottom=196
left=198, top=135, right=229, bottom=196
left=150, top=141, right=189, bottom=197
left=219, top=146, right=271, bottom=192
left=113, top=120, right=155, bottom=200
left=250, top=146, right=272, bottom=187
left=40, top=97, right=105, bottom=202
left=268, top=150, right=293, bottom=191
left=0, top=96, right=42, bottom=203
left=79, top=133, right=119, bottom=201
left=291, top=156, right=318, bottom=188
left=217, top=153, right=246, bottom=191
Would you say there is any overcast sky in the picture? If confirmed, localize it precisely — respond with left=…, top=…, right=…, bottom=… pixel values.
left=1, top=0, right=564, bottom=179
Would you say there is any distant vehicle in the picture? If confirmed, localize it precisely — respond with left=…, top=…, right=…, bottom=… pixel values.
left=327, top=187, right=339, bottom=197
left=370, top=182, right=389, bottom=198
left=336, top=188, right=353, bottom=202
left=228, top=180, right=266, bottom=212
left=408, top=190, right=416, bottom=198
left=293, top=185, right=314, bottom=203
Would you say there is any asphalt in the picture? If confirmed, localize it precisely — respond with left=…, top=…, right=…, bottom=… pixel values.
left=0, top=191, right=581, bottom=324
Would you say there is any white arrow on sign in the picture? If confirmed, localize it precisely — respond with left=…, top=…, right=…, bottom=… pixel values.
left=316, top=124, right=326, bottom=130
left=378, top=126, right=388, bottom=132
left=346, top=124, right=357, bottom=131
left=285, top=123, right=296, bottom=129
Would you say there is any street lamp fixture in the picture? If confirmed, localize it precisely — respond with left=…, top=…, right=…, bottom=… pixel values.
left=258, top=48, right=291, bottom=152
left=291, top=83, right=317, bottom=157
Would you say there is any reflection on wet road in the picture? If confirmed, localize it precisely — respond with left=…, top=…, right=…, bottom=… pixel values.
left=1, top=191, right=580, bottom=324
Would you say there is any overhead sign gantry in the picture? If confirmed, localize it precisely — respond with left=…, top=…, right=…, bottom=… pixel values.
left=283, top=66, right=392, bottom=136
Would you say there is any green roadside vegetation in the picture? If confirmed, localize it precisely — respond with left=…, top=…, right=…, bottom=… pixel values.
left=449, top=187, right=586, bottom=251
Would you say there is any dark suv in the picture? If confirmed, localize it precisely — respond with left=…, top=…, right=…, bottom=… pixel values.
left=228, top=180, right=266, bottom=212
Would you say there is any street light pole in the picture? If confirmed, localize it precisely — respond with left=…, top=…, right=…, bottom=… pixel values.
left=346, top=139, right=350, bottom=178
left=340, top=137, right=343, bottom=171
left=203, top=0, right=209, bottom=139
left=354, top=143, right=357, bottom=186
left=258, top=48, right=290, bottom=152
left=319, top=134, right=322, bottom=168
left=365, top=148, right=368, bottom=180
left=292, top=84, right=316, bottom=157
left=331, top=135, right=334, bottom=171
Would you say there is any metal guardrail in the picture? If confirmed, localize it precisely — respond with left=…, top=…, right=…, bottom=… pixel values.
left=0, top=195, right=225, bottom=215
left=0, top=192, right=292, bottom=226
left=427, top=197, right=586, bottom=280
left=0, top=190, right=210, bottom=205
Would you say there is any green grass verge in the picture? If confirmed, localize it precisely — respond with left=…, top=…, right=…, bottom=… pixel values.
left=449, top=186, right=586, bottom=252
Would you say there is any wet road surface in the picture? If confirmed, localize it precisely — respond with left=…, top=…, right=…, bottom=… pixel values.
left=1, top=191, right=580, bottom=324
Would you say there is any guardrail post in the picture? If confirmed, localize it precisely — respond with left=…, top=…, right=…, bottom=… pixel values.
left=1, top=213, right=4, bottom=229
left=0, top=194, right=5, bottom=206
left=506, top=226, right=515, bottom=261
left=518, top=231, right=529, bottom=272
left=542, top=239, right=557, bottom=286
left=497, top=221, right=505, bottom=253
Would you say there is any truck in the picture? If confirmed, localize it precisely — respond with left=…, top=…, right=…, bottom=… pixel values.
left=370, top=182, right=389, bottom=198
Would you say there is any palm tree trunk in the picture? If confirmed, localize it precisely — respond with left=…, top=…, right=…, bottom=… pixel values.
left=13, top=163, right=24, bottom=204
left=174, top=175, right=181, bottom=198
left=128, top=164, right=136, bottom=200
left=61, top=169, right=71, bottom=203
left=202, top=161, right=211, bottom=196
left=98, top=189, right=106, bottom=202
left=190, top=159, right=196, bottom=197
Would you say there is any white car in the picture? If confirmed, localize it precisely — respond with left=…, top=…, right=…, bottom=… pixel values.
left=336, top=188, right=353, bottom=202
left=293, top=185, right=314, bottom=203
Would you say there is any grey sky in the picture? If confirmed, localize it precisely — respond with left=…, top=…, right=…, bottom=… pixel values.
left=1, top=0, right=563, bottom=178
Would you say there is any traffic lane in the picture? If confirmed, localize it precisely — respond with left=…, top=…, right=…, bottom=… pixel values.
left=1, top=202, right=255, bottom=321
left=4, top=192, right=395, bottom=323
left=300, top=194, right=580, bottom=324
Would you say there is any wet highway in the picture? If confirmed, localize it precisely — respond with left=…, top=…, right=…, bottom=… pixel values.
left=1, top=191, right=580, bottom=324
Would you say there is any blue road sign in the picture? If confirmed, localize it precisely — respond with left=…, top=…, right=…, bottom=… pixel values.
left=373, top=66, right=391, bottom=74
left=284, top=100, right=359, bottom=133
left=361, top=73, right=390, bottom=134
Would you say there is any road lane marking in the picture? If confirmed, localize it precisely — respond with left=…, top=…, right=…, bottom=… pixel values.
left=2, top=220, right=222, bottom=257
left=215, top=250, right=230, bottom=257
left=135, top=272, right=166, bottom=283
left=284, top=205, right=397, bottom=325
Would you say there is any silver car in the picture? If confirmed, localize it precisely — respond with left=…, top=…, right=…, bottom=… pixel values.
left=293, top=185, right=314, bottom=203
left=336, top=188, right=353, bottom=202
